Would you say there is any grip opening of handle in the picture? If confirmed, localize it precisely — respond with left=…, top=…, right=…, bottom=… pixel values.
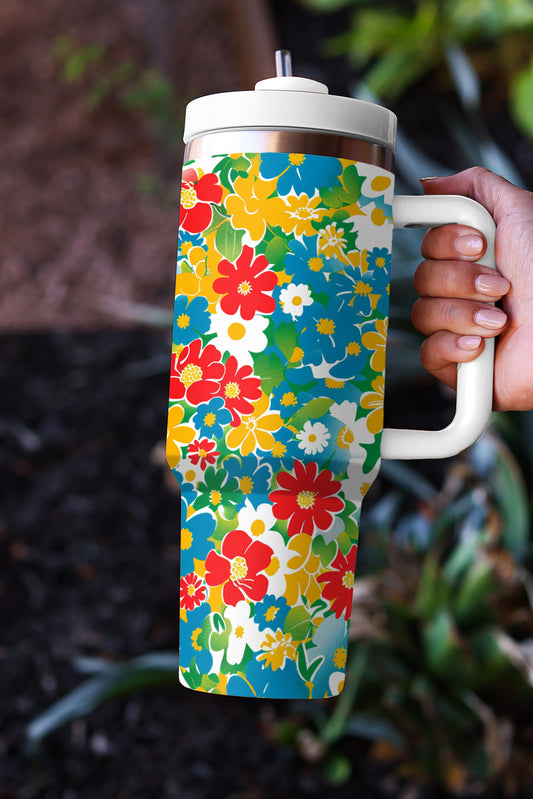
left=380, top=194, right=497, bottom=460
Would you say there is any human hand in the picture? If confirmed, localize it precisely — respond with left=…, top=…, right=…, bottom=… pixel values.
left=412, top=167, right=533, bottom=411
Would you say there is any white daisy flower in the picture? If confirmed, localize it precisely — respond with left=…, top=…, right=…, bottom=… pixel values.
left=279, top=282, right=313, bottom=320
left=208, top=307, right=268, bottom=365
left=223, top=601, right=263, bottom=665
left=296, top=420, right=330, bottom=455
left=330, top=400, right=374, bottom=461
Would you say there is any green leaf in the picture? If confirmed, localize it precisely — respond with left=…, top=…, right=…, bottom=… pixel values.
left=296, top=643, right=324, bottom=683
left=253, top=352, right=285, bottom=395
left=342, top=164, right=365, bottom=202
left=215, top=220, right=244, bottom=261
left=285, top=606, right=313, bottom=642
left=290, top=397, right=335, bottom=430
left=203, top=205, right=227, bottom=237
left=26, top=653, right=179, bottom=750
left=274, top=321, right=298, bottom=360
left=415, top=555, right=449, bottom=620
left=452, top=560, right=495, bottom=626
left=264, top=234, right=290, bottom=266
left=423, top=610, right=474, bottom=684
left=312, top=534, right=337, bottom=566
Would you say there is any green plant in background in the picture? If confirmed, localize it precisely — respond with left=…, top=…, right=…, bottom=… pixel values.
left=51, top=34, right=183, bottom=181
left=301, top=0, right=533, bottom=139
left=285, top=426, right=533, bottom=794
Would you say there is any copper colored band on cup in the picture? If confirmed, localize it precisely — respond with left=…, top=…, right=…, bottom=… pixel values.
left=184, top=129, right=394, bottom=170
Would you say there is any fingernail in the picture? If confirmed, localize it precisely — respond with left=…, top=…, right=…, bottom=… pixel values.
left=458, top=335, right=482, bottom=351
left=475, top=273, right=510, bottom=296
left=456, top=234, right=484, bottom=256
left=420, top=176, right=440, bottom=182
left=474, top=307, right=507, bottom=329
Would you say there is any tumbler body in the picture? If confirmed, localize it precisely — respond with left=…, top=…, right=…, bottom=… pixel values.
left=169, top=128, right=395, bottom=698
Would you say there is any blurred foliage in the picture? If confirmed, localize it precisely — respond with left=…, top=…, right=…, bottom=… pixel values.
left=301, top=0, right=533, bottom=138
left=288, top=426, right=533, bottom=794
left=51, top=35, right=183, bottom=165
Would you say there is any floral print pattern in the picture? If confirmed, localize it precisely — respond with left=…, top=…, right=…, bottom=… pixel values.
left=169, top=152, right=394, bottom=698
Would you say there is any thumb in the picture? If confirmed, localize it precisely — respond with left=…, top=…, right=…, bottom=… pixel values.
left=420, top=167, right=526, bottom=225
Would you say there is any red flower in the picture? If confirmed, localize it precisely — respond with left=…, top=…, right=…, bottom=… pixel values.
left=180, top=571, right=207, bottom=612
left=169, top=339, right=224, bottom=406
left=180, top=168, right=222, bottom=234
left=218, top=355, right=262, bottom=426
left=204, top=529, right=273, bottom=606
left=317, top=545, right=358, bottom=621
left=212, top=245, right=277, bottom=320
left=188, top=438, right=220, bottom=470
left=269, top=460, right=345, bottom=537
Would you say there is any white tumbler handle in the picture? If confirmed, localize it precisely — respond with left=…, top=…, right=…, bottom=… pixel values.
left=381, top=194, right=497, bottom=460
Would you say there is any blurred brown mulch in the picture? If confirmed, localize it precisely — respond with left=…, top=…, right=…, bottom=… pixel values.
left=0, top=0, right=241, bottom=331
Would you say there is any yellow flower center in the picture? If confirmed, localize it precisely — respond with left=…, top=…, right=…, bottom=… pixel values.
left=188, top=583, right=195, bottom=596
left=316, top=318, right=335, bottom=335
left=230, top=556, right=248, bottom=581
left=308, top=433, right=317, bottom=443
left=180, top=363, right=202, bottom=387
left=337, top=426, right=354, bottom=449
left=360, top=481, right=370, bottom=496
left=342, top=571, right=354, bottom=590
left=224, top=382, right=240, bottom=399
left=292, top=295, right=302, bottom=306
left=251, top=519, right=265, bottom=536
left=181, top=528, right=193, bottom=550
left=204, top=412, right=216, bottom=427
left=376, top=257, right=386, bottom=268
left=347, top=342, right=361, bottom=356
left=355, top=281, right=372, bottom=296
left=198, top=448, right=208, bottom=458
left=228, top=322, right=246, bottom=340
left=240, top=475, right=254, bottom=494
left=181, top=184, right=197, bottom=209
left=234, top=625, right=244, bottom=639
left=308, top=257, right=323, bottom=272
left=210, top=489, right=222, bottom=505
left=333, top=647, right=347, bottom=669
left=265, top=606, right=278, bottom=622
left=289, top=153, right=305, bottom=166
left=177, top=313, right=190, bottom=329
left=297, top=490, right=315, bottom=509
left=191, top=627, right=202, bottom=651
left=272, top=442, right=286, bottom=457
left=238, top=280, right=252, bottom=296
left=281, top=391, right=297, bottom=407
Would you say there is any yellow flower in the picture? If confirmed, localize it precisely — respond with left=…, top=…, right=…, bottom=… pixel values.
left=166, top=404, right=196, bottom=468
left=225, top=172, right=287, bottom=242
left=278, top=194, right=325, bottom=237
left=258, top=629, right=297, bottom=671
left=226, top=393, right=282, bottom=456
left=361, top=319, right=388, bottom=374
left=284, top=533, right=322, bottom=607
left=360, top=375, right=385, bottom=435
left=175, top=244, right=221, bottom=310
left=333, top=646, right=347, bottom=669
left=317, top=222, right=348, bottom=262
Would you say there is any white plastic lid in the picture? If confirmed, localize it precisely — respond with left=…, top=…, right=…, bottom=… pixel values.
left=183, top=53, right=397, bottom=153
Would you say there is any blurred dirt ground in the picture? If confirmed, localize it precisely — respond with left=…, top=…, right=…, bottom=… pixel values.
left=0, top=0, right=244, bottom=330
